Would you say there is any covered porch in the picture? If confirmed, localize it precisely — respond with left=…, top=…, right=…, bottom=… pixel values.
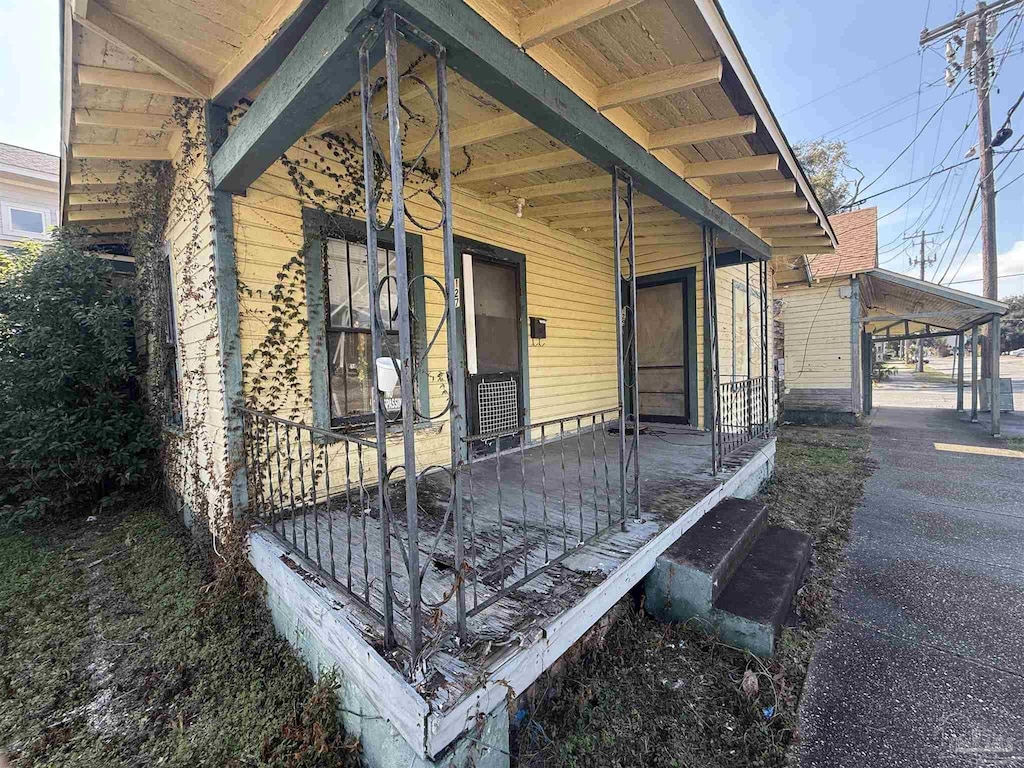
left=215, top=2, right=805, bottom=762
left=859, top=268, right=1010, bottom=436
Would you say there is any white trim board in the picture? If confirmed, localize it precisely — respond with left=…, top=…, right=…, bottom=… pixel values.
left=248, top=531, right=431, bottom=757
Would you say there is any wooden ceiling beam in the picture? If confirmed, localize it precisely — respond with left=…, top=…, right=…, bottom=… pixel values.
left=72, top=2, right=211, bottom=98
left=727, top=196, right=807, bottom=215
left=711, top=179, right=796, bottom=200
left=747, top=213, right=819, bottom=227
left=68, top=193, right=133, bottom=206
left=69, top=170, right=145, bottom=185
left=520, top=0, right=646, bottom=48
left=773, top=246, right=835, bottom=257
left=71, top=144, right=172, bottom=161
left=760, top=225, right=826, bottom=238
left=595, top=59, right=723, bottom=111
left=309, top=67, right=438, bottom=136
left=502, top=174, right=610, bottom=200
left=555, top=211, right=685, bottom=229
left=769, top=237, right=833, bottom=249
left=74, top=108, right=174, bottom=131
left=77, top=221, right=133, bottom=234
left=534, top=195, right=659, bottom=218
left=683, top=154, right=779, bottom=178
left=67, top=207, right=131, bottom=222
left=76, top=65, right=193, bottom=98
left=565, top=224, right=697, bottom=239
left=456, top=149, right=587, bottom=184
left=410, top=113, right=533, bottom=158
left=648, top=115, right=756, bottom=150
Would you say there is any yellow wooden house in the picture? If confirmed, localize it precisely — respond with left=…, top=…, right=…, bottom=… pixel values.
left=59, top=0, right=839, bottom=763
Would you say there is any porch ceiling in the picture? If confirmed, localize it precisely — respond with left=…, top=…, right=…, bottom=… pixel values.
left=861, top=268, right=1008, bottom=338
left=59, top=0, right=837, bottom=256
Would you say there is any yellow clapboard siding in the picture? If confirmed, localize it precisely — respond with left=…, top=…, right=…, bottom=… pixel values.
left=777, top=280, right=851, bottom=390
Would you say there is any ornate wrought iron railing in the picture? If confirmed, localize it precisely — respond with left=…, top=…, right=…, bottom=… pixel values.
left=240, top=407, right=384, bottom=617
left=459, top=408, right=636, bottom=618
left=717, top=375, right=779, bottom=457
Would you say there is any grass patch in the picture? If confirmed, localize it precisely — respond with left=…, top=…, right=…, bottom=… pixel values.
left=0, top=502, right=360, bottom=767
left=513, top=423, right=873, bottom=768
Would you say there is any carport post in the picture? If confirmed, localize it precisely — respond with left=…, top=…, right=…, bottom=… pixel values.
left=991, top=315, right=1001, bottom=437
left=956, top=332, right=965, bottom=411
left=971, top=325, right=979, bottom=423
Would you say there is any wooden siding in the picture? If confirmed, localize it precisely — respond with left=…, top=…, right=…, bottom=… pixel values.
left=161, top=121, right=232, bottom=527
left=231, top=135, right=772, bottom=479
left=233, top=135, right=620, bottom=477
left=777, top=278, right=854, bottom=411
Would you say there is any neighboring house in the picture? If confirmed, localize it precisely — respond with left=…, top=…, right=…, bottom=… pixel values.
left=776, top=207, right=1007, bottom=432
left=775, top=207, right=878, bottom=423
left=0, top=143, right=59, bottom=250
left=59, top=0, right=840, bottom=764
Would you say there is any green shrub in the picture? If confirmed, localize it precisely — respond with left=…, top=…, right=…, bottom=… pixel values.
left=0, top=234, right=157, bottom=526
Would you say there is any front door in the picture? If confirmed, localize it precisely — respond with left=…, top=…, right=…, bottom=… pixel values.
left=462, top=250, right=524, bottom=452
left=636, top=280, right=690, bottom=423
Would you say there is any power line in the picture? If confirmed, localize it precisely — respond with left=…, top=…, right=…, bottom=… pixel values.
left=779, top=50, right=920, bottom=117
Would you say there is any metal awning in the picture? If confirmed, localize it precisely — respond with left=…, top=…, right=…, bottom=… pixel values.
left=860, top=268, right=1008, bottom=339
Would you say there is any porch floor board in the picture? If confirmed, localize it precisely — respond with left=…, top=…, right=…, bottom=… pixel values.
left=266, top=423, right=769, bottom=712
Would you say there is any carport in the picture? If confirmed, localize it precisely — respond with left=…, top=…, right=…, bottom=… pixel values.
left=858, top=268, right=1009, bottom=436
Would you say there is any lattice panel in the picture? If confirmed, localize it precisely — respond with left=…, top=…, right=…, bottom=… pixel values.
left=477, top=378, right=518, bottom=435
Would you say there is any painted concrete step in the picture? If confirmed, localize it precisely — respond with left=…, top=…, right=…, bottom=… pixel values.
left=711, top=525, right=813, bottom=656
left=644, top=497, right=768, bottom=620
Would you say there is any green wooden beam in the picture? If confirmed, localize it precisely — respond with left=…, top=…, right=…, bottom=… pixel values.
left=388, top=0, right=769, bottom=257
left=211, top=0, right=380, bottom=193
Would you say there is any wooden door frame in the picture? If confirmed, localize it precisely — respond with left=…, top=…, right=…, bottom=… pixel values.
left=454, top=235, right=530, bottom=438
left=635, top=267, right=699, bottom=426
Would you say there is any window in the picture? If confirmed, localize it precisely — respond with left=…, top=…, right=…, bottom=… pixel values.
left=2, top=201, right=50, bottom=239
left=303, top=209, right=427, bottom=430
left=731, top=279, right=763, bottom=381
left=324, top=237, right=401, bottom=422
left=11, top=208, right=45, bottom=234
left=164, top=248, right=183, bottom=427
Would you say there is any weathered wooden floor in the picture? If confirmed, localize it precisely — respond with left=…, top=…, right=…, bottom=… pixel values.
left=268, top=423, right=768, bottom=711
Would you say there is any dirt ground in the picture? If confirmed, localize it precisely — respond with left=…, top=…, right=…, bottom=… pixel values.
left=511, top=423, right=874, bottom=768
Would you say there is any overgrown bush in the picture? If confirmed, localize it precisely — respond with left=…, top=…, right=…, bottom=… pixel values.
left=0, top=234, right=157, bottom=526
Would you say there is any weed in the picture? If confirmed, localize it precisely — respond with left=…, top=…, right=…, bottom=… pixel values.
left=513, top=423, right=873, bottom=768
left=0, top=502, right=360, bottom=767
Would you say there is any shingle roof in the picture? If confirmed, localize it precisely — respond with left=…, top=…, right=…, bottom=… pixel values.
left=808, top=207, right=877, bottom=280
left=0, top=143, right=60, bottom=175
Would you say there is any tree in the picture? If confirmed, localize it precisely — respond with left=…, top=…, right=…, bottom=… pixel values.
left=1002, top=294, right=1024, bottom=352
left=0, top=234, right=157, bottom=525
left=793, top=139, right=865, bottom=215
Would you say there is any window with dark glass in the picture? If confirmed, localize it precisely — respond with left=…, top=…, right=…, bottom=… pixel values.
left=324, top=236, right=401, bottom=423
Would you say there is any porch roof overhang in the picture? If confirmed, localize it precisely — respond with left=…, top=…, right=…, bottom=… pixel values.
left=861, top=268, right=1008, bottom=341
left=58, top=0, right=838, bottom=259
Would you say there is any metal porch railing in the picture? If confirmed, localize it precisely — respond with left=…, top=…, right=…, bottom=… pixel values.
left=460, top=408, right=637, bottom=619
left=717, top=375, right=779, bottom=457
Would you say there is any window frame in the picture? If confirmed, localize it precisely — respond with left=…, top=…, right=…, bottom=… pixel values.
left=1, top=200, right=50, bottom=239
left=163, top=242, right=184, bottom=429
left=302, top=209, right=428, bottom=431
left=731, top=278, right=762, bottom=383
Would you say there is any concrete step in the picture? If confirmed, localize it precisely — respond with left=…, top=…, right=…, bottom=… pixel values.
left=710, top=525, right=813, bottom=656
left=644, top=497, right=768, bottom=620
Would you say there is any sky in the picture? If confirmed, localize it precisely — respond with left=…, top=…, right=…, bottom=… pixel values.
left=0, top=0, right=1021, bottom=299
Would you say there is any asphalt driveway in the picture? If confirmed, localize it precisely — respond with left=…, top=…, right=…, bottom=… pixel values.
left=797, top=403, right=1024, bottom=767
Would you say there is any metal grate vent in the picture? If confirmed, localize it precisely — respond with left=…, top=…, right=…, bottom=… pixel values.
left=477, top=378, right=518, bottom=435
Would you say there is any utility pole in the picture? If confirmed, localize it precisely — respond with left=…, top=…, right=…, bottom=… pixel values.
left=904, top=230, right=942, bottom=372
left=922, top=0, right=1021, bottom=377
